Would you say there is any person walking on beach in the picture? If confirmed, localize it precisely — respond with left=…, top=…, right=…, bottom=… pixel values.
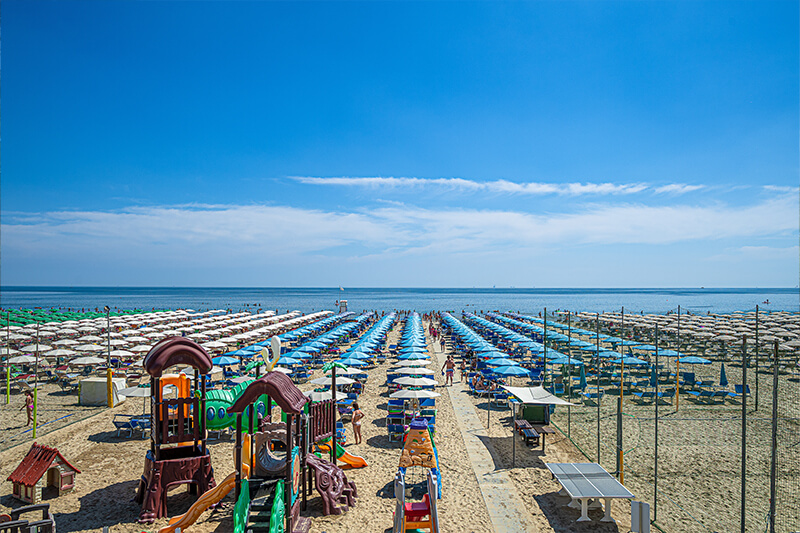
left=20, top=391, right=34, bottom=427
left=441, top=355, right=455, bottom=386
left=351, top=402, right=364, bottom=445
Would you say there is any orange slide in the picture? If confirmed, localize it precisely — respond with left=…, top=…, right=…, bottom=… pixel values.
left=158, top=436, right=252, bottom=533
left=157, top=472, right=238, bottom=533
left=317, top=440, right=368, bottom=468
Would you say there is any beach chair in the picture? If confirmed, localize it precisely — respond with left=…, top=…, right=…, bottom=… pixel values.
left=657, top=388, right=675, bottom=404
left=419, top=398, right=436, bottom=408
left=632, top=390, right=656, bottom=404
left=687, top=389, right=714, bottom=403
left=113, top=414, right=138, bottom=438
left=582, top=389, right=604, bottom=405
left=388, top=424, right=405, bottom=442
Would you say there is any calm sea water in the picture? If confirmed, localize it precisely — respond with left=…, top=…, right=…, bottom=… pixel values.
left=0, top=287, right=797, bottom=315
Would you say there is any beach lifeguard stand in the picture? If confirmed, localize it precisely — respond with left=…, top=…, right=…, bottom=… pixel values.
left=134, top=337, right=216, bottom=523
left=338, top=300, right=348, bottom=313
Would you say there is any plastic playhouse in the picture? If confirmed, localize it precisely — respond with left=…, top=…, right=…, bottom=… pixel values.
left=159, top=368, right=359, bottom=532
left=135, top=337, right=217, bottom=523
left=6, top=443, right=80, bottom=504
left=392, top=418, right=441, bottom=533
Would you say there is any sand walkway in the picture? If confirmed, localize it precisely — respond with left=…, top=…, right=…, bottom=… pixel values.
left=430, top=335, right=535, bottom=533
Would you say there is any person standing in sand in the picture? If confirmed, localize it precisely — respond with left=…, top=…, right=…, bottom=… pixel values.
left=20, top=390, right=34, bottom=426
left=351, top=402, right=364, bottom=444
left=441, top=355, right=455, bottom=386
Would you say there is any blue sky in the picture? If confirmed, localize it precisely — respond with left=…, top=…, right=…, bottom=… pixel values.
left=2, top=1, right=798, bottom=287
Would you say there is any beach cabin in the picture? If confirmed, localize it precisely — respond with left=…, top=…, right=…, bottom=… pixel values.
left=6, top=443, right=80, bottom=504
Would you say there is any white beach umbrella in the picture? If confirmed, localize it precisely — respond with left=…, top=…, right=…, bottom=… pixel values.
left=304, top=390, right=333, bottom=402
left=393, top=377, right=439, bottom=387
left=69, top=356, right=106, bottom=366
left=390, top=389, right=441, bottom=399
left=0, top=348, right=20, bottom=356
left=7, top=355, right=42, bottom=364
left=310, top=376, right=356, bottom=386
left=395, top=367, right=435, bottom=375
left=110, top=349, right=135, bottom=357
left=76, top=344, right=105, bottom=352
left=45, top=349, right=77, bottom=357
left=78, top=335, right=104, bottom=342
left=109, top=339, right=129, bottom=346
left=130, top=344, right=154, bottom=353
left=53, top=339, right=79, bottom=346
left=21, top=344, right=52, bottom=352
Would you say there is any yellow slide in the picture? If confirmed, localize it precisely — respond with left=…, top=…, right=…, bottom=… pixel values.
left=158, top=436, right=252, bottom=533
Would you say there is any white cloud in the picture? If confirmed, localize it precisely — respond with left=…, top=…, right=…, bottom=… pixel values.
left=654, top=184, right=705, bottom=194
left=3, top=195, right=797, bottom=260
left=290, top=176, right=649, bottom=196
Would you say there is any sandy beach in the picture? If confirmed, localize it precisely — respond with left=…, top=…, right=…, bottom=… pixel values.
left=1, top=310, right=797, bottom=533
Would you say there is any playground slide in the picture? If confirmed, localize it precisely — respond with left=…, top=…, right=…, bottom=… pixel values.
left=317, top=440, right=368, bottom=468
left=158, top=472, right=236, bottom=533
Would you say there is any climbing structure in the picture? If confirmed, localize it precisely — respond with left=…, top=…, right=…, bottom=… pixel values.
left=135, top=337, right=216, bottom=523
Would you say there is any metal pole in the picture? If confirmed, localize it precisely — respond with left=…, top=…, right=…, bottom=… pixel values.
left=676, top=305, right=681, bottom=411
left=768, top=340, right=778, bottom=533
left=35, top=322, right=40, bottom=390
left=512, top=401, right=516, bottom=468
left=543, top=307, right=547, bottom=386
left=654, top=323, right=659, bottom=522
left=5, top=311, right=9, bottom=404
left=617, top=307, right=624, bottom=480
left=331, top=367, right=337, bottom=464
left=596, top=312, right=601, bottom=463
left=754, top=305, right=759, bottom=410
left=106, top=306, right=111, bottom=368
left=567, top=311, right=571, bottom=439
left=740, top=336, right=747, bottom=533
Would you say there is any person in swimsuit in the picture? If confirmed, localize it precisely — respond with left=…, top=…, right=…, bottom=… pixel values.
left=441, top=355, right=455, bottom=386
left=351, top=401, right=364, bottom=444
left=20, top=391, right=34, bottom=426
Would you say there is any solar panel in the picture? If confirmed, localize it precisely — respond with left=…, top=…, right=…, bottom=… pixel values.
left=546, top=463, right=634, bottom=500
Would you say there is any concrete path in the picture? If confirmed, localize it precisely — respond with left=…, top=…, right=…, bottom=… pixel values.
left=433, top=343, right=533, bottom=533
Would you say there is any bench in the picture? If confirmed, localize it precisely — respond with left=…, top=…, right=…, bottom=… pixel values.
left=522, top=428, right=540, bottom=446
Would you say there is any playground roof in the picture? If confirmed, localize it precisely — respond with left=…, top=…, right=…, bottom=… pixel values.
left=7, top=443, right=80, bottom=486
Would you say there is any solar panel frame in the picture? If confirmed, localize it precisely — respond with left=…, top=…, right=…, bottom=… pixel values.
left=546, top=463, right=635, bottom=500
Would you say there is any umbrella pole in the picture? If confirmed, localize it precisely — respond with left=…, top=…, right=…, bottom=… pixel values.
left=754, top=304, right=759, bottom=410
left=616, top=306, right=624, bottom=482
left=596, top=312, right=601, bottom=463
left=654, top=324, right=659, bottom=522
left=676, top=306, right=681, bottom=411
left=35, top=322, right=39, bottom=391
left=5, top=311, right=10, bottom=404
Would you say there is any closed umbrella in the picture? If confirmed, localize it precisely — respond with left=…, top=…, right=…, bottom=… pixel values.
left=719, top=363, right=728, bottom=388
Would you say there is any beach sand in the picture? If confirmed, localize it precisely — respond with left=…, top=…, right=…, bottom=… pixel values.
left=2, top=313, right=794, bottom=533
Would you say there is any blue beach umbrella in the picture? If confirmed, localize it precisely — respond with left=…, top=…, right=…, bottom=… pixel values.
left=336, top=358, right=367, bottom=367
left=277, top=356, right=303, bottom=366
left=485, top=358, right=519, bottom=367
left=492, top=365, right=530, bottom=377
left=578, top=365, right=587, bottom=390
left=677, top=356, right=711, bottom=365
left=212, top=355, right=239, bottom=366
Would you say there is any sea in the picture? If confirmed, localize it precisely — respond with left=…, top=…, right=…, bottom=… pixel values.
left=0, top=287, right=797, bottom=316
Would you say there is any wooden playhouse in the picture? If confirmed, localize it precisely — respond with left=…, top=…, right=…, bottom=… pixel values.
left=6, top=443, right=80, bottom=504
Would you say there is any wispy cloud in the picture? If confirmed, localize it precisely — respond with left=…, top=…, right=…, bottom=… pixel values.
left=290, top=176, right=650, bottom=196
left=3, top=195, right=797, bottom=260
left=654, top=184, right=705, bottom=194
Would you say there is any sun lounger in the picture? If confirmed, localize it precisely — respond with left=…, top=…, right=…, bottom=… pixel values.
left=113, top=414, right=139, bottom=438
left=632, top=390, right=656, bottom=404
